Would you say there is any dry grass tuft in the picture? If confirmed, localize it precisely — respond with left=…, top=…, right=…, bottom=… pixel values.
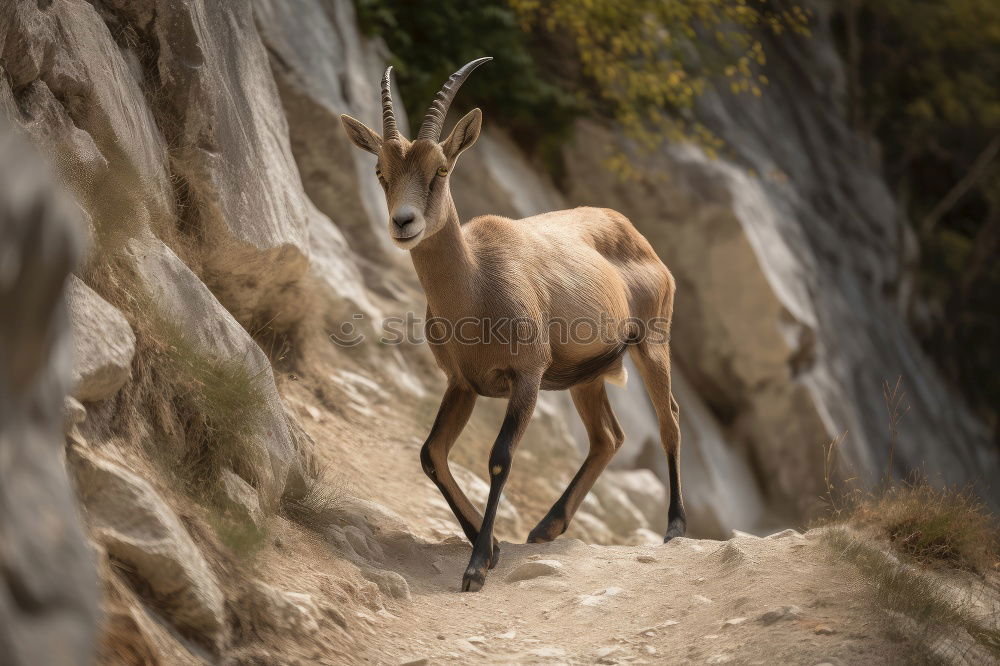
left=817, top=377, right=1000, bottom=661
left=281, top=468, right=347, bottom=532
left=820, top=377, right=998, bottom=574
left=140, top=302, right=271, bottom=491
left=852, top=481, right=998, bottom=574
left=823, top=527, right=1000, bottom=662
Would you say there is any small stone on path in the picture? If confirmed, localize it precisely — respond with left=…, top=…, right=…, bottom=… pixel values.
left=758, top=605, right=802, bottom=625
left=453, top=638, right=483, bottom=654
left=578, top=587, right=624, bottom=607
left=507, top=560, right=563, bottom=582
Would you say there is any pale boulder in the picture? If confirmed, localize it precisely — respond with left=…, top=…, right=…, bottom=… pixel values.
left=67, top=277, right=135, bottom=402
left=244, top=580, right=322, bottom=635
left=125, top=236, right=295, bottom=504
left=219, top=469, right=265, bottom=531
left=101, top=0, right=310, bottom=323
left=69, top=446, right=226, bottom=650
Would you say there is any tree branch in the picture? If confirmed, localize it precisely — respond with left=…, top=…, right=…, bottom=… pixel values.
left=920, top=134, right=1000, bottom=236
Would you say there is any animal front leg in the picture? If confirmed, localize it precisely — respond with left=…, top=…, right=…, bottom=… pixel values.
left=420, top=384, right=494, bottom=549
left=462, top=374, right=540, bottom=592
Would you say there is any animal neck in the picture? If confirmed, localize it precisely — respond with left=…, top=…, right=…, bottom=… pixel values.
left=409, top=197, right=476, bottom=316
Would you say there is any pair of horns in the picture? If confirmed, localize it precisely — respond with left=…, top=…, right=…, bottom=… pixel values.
left=381, top=57, right=492, bottom=142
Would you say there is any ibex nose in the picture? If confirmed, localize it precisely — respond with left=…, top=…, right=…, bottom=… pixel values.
left=392, top=208, right=416, bottom=228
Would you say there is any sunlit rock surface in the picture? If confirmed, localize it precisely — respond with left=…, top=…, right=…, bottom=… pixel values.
left=0, top=0, right=995, bottom=661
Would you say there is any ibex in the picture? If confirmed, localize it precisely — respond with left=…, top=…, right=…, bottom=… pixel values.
left=341, top=58, right=684, bottom=592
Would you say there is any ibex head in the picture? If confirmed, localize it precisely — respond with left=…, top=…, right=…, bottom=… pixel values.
left=340, top=57, right=492, bottom=249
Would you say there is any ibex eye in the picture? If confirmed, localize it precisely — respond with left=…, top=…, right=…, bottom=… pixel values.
left=436, top=167, right=448, bottom=177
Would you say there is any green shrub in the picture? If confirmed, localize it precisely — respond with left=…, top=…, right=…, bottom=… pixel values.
left=136, top=297, right=271, bottom=491
left=355, top=0, right=580, bottom=160
left=355, top=0, right=808, bottom=175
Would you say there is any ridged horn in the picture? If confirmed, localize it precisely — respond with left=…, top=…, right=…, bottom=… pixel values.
left=416, top=57, right=492, bottom=141
left=381, top=66, right=400, bottom=141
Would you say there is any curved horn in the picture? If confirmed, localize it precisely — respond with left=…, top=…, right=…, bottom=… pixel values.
left=417, top=57, right=492, bottom=142
left=381, top=66, right=400, bottom=141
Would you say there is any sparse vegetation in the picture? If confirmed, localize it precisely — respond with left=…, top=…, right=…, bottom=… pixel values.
left=280, top=468, right=347, bottom=533
left=821, top=464, right=999, bottom=575
left=356, top=0, right=809, bottom=174
left=128, top=289, right=272, bottom=494
left=209, top=512, right=270, bottom=561
left=823, top=526, right=1000, bottom=662
left=818, top=379, right=1000, bottom=661
left=165, top=337, right=269, bottom=488
left=820, top=379, right=998, bottom=574
left=850, top=482, right=998, bottom=574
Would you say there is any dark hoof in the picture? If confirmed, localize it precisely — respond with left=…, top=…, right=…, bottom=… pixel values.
left=663, top=518, right=686, bottom=543
left=488, top=539, right=501, bottom=570
left=526, top=529, right=551, bottom=544
left=461, top=567, right=486, bottom=592
left=526, top=519, right=563, bottom=544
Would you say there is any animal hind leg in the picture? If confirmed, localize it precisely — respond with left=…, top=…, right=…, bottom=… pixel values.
left=629, top=340, right=686, bottom=542
left=528, top=379, right=623, bottom=543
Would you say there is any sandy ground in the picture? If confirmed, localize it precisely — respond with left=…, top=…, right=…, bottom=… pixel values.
left=370, top=532, right=916, bottom=665
left=235, top=343, right=926, bottom=666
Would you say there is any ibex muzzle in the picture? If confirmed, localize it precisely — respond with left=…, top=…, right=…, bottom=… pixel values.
left=341, top=59, right=686, bottom=593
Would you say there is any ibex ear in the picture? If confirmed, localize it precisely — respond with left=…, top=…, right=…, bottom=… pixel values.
left=340, top=114, right=383, bottom=155
left=441, top=108, right=482, bottom=161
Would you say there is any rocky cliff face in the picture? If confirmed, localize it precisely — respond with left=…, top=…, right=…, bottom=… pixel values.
left=0, top=122, right=98, bottom=666
left=1, top=0, right=995, bottom=662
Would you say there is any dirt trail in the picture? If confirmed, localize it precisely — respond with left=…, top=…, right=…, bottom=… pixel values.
left=258, top=353, right=926, bottom=666
left=365, top=531, right=915, bottom=665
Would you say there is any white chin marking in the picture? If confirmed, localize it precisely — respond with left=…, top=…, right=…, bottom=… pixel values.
left=392, top=231, right=423, bottom=249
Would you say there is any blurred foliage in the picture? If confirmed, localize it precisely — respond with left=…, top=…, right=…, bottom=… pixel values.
left=511, top=0, right=809, bottom=174
left=356, top=0, right=807, bottom=176
left=355, top=0, right=580, bottom=167
left=834, top=0, right=1000, bottom=432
